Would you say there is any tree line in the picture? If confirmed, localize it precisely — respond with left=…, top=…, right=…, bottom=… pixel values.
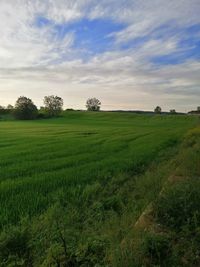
left=0, top=96, right=101, bottom=120
left=154, top=106, right=200, bottom=114
left=0, top=96, right=199, bottom=120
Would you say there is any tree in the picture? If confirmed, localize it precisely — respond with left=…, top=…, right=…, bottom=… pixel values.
left=0, top=105, right=5, bottom=116
left=13, top=96, right=38, bottom=120
left=7, top=104, right=14, bottom=110
left=44, top=95, right=63, bottom=117
left=197, top=106, right=200, bottom=113
left=154, top=106, right=162, bottom=114
left=170, top=109, right=176, bottom=114
left=86, top=98, right=101, bottom=111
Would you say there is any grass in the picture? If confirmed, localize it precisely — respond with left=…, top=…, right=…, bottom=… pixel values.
left=0, top=111, right=199, bottom=266
left=122, top=126, right=200, bottom=267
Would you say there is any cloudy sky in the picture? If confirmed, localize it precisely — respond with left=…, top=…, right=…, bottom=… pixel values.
left=0, top=0, right=200, bottom=111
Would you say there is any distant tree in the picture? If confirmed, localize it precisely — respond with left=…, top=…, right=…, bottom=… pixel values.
left=188, top=107, right=200, bottom=114
left=86, top=98, right=101, bottom=111
left=7, top=104, right=14, bottom=109
left=170, top=109, right=176, bottom=114
left=36, top=106, right=45, bottom=119
left=154, top=106, right=162, bottom=114
left=13, top=96, right=38, bottom=120
left=44, top=95, right=63, bottom=117
left=39, top=106, right=45, bottom=111
left=0, top=105, right=5, bottom=116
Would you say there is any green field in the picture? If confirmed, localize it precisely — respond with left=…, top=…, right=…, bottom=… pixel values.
left=0, top=112, right=199, bottom=266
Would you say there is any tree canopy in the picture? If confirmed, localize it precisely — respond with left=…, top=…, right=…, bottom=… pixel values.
left=170, top=109, right=176, bottom=114
left=154, top=106, right=162, bottom=114
left=44, top=95, right=64, bottom=117
left=13, top=96, right=38, bottom=120
left=86, top=98, right=101, bottom=111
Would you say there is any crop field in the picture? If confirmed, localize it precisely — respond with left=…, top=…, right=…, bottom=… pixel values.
left=0, top=112, right=199, bottom=266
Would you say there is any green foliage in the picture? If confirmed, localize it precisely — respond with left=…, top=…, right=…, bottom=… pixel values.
left=155, top=179, right=200, bottom=231
left=13, top=96, right=38, bottom=120
left=170, top=109, right=176, bottom=114
left=143, top=128, right=200, bottom=266
left=7, top=104, right=14, bottom=110
left=0, top=108, right=10, bottom=115
left=154, top=106, right=162, bottom=114
left=0, top=224, right=31, bottom=267
left=172, top=227, right=200, bottom=267
left=142, top=233, right=172, bottom=266
left=43, top=95, right=63, bottom=117
left=151, top=179, right=200, bottom=266
left=30, top=204, right=108, bottom=266
left=155, top=129, right=200, bottom=232
left=86, top=98, right=101, bottom=111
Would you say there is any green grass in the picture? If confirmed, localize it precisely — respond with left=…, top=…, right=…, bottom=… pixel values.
left=132, top=127, right=200, bottom=267
left=0, top=111, right=199, bottom=266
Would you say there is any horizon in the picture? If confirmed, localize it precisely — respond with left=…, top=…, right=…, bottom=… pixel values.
left=1, top=100, right=196, bottom=113
left=0, top=1, right=200, bottom=112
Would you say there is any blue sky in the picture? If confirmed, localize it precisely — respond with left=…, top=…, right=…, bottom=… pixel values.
left=0, top=0, right=200, bottom=111
left=34, top=16, right=127, bottom=60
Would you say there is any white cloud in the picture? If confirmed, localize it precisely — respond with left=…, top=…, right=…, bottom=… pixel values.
left=0, top=0, right=76, bottom=68
left=109, top=0, right=200, bottom=43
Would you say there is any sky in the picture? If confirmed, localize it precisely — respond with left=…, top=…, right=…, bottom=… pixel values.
left=0, top=0, right=200, bottom=112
